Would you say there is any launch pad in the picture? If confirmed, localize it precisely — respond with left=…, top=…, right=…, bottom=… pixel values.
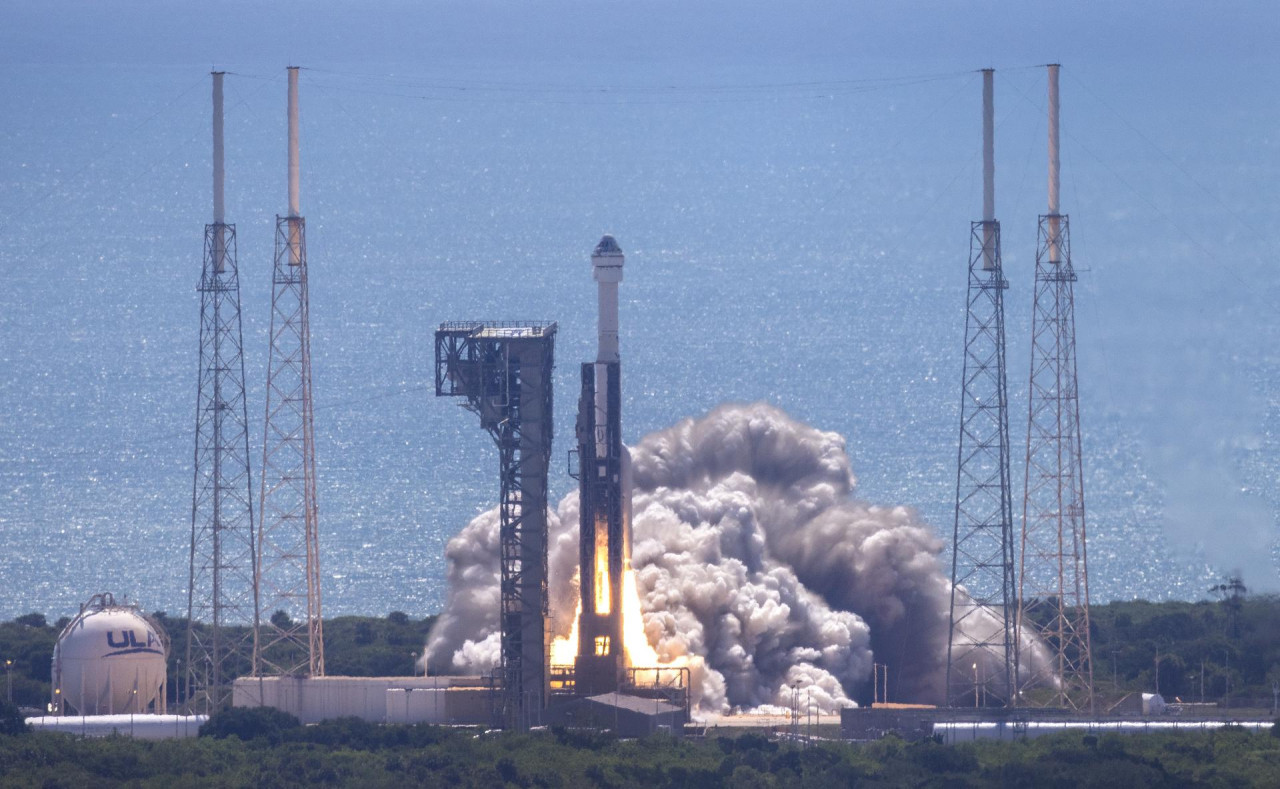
left=429, top=239, right=692, bottom=731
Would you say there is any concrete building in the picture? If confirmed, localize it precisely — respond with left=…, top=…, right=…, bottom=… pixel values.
left=549, top=693, right=687, bottom=738
left=232, top=675, right=492, bottom=725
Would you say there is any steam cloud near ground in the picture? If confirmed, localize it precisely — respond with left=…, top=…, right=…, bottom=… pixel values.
left=424, top=402, right=1032, bottom=713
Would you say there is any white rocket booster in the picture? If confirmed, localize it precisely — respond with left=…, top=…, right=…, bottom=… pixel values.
left=591, top=234, right=633, bottom=563
left=592, top=236, right=624, bottom=459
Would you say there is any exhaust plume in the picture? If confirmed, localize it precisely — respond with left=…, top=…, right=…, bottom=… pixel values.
left=425, top=402, right=1038, bottom=712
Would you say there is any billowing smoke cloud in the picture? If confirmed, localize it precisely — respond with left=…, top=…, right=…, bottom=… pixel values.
left=425, top=402, right=1037, bottom=713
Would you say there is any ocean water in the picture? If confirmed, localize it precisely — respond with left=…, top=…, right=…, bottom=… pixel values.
left=1, top=2, right=1278, bottom=621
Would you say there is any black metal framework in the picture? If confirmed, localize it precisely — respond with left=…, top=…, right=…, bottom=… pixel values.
left=185, top=222, right=258, bottom=712
left=947, top=219, right=1017, bottom=707
left=574, top=361, right=626, bottom=696
left=255, top=214, right=325, bottom=678
left=1016, top=214, right=1094, bottom=712
left=435, top=321, right=557, bottom=729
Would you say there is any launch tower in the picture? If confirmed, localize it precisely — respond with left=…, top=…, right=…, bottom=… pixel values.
left=947, top=69, right=1017, bottom=707
left=185, top=71, right=258, bottom=712
left=256, top=67, right=325, bottom=678
left=1016, top=64, right=1095, bottom=712
left=435, top=321, right=558, bottom=729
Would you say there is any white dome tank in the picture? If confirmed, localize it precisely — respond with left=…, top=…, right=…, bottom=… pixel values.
left=52, top=593, right=168, bottom=715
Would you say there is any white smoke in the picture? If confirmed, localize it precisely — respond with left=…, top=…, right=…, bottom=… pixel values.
left=425, top=402, right=1040, bottom=713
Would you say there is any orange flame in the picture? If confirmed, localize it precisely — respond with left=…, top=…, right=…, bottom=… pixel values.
left=621, top=566, right=661, bottom=667
left=549, top=566, right=689, bottom=670
left=550, top=604, right=580, bottom=666
left=593, top=518, right=611, bottom=615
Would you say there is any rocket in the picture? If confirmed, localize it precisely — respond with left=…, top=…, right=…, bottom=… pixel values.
left=574, top=234, right=632, bottom=694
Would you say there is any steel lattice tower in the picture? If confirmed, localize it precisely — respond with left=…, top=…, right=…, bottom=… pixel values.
left=947, top=69, right=1017, bottom=708
left=185, top=71, right=258, bottom=713
left=255, top=67, right=325, bottom=678
left=435, top=322, right=557, bottom=729
left=1016, top=64, right=1094, bottom=712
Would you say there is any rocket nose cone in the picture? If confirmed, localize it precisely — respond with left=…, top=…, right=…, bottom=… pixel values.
left=593, top=234, right=623, bottom=258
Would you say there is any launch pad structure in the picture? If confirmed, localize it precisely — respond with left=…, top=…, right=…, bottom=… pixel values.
left=947, top=69, right=1017, bottom=708
left=435, top=321, right=558, bottom=729
left=185, top=71, right=257, bottom=713
left=1016, top=64, right=1095, bottom=713
left=432, top=239, right=691, bottom=732
left=256, top=67, right=326, bottom=679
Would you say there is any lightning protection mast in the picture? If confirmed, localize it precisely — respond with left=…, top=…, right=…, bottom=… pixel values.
left=185, top=71, right=259, bottom=712
left=1016, top=63, right=1094, bottom=712
left=255, top=66, right=325, bottom=678
left=946, top=69, right=1017, bottom=708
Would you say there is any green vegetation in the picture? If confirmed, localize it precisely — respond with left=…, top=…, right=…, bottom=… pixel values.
left=2, top=592, right=1280, bottom=785
left=1, top=720, right=1279, bottom=787
left=0, top=611, right=434, bottom=710
left=0, top=700, right=28, bottom=736
left=0, top=614, right=57, bottom=710
left=3, top=586, right=1279, bottom=710
left=1089, top=583, right=1280, bottom=706
left=3, top=588, right=1279, bottom=711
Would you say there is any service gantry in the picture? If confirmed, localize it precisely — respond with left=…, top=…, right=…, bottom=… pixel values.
left=435, top=321, right=558, bottom=729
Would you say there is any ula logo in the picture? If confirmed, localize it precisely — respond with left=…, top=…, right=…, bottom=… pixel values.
left=106, top=631, right=156, bottom=649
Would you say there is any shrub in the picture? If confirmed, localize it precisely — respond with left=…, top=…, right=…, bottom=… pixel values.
left=14, top=613, right=46, bottom=629
left=199, top=705, right=301, bottom=744
left=0, top=700, right=28, bottom=736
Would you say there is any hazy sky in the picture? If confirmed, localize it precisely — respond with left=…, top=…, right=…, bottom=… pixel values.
left=2, top=2, right=1276, bottom=71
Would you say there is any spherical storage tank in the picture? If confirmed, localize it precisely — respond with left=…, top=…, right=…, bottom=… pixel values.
left=52, top=593, right=168, bottom=715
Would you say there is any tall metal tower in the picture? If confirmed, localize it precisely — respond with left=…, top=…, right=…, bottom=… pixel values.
left=185, top=71, right=258, bottom=712
left=255, top=67, right=325, bottom=678
left=435, top=321, right=557, bottom=729
left=1016, top=64, right=1094, bottom=712
left=947, top=69, right=1017, bottom=708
